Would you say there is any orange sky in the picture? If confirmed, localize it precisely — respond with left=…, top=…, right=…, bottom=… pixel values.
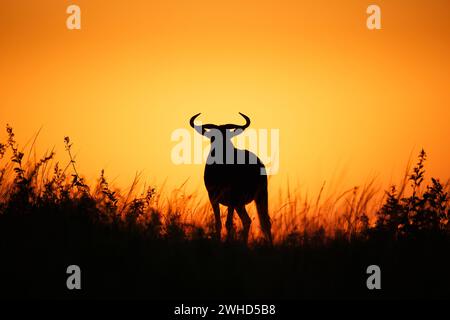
left=0, top=0, right=449, bottom=197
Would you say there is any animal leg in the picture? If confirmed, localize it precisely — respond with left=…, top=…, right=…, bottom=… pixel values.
left=236, top=206, right=251, bottom=244
left=211, top=201, right=222, bottom=240
left=225, top=206, right=235, bottom=241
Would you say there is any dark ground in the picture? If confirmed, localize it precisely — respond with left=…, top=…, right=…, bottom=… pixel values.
left=1, top=207, right=449, bottom=300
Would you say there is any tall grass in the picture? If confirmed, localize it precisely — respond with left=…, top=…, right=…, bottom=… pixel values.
left=0, top=126, right=448, bottom=244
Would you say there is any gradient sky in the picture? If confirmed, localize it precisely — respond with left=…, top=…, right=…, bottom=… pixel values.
left=0, top=0, right=449, bottom=197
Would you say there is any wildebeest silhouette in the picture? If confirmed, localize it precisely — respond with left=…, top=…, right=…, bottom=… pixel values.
left=190, top=113, right=272, bottom=244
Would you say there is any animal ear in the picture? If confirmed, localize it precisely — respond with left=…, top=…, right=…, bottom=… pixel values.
left=230, top=128, right=244, bottom=137
left=204, top=129, right=214, bottom=139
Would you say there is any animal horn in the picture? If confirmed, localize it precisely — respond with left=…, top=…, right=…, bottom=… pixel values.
left=190, top=113, right=219, bottom=135
left=189, top=113, right=201, bottom=129
left=236, top=112, right=251, bottom=130
left=220, top=113, right=251, bottom=130
left=190, top=113, right=205, bottom=135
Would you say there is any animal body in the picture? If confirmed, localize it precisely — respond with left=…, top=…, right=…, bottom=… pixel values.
left=190, top=113, right=272, bottom=244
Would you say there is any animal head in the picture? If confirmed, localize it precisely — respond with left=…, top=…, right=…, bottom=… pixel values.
left=189, top=113, right=251, bottom=142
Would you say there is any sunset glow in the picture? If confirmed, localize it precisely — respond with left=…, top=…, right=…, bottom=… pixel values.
left=1, top=0, right=449, bottom=198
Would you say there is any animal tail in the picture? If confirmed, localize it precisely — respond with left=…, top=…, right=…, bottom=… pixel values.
left=255, top=183, right=272, bottom=245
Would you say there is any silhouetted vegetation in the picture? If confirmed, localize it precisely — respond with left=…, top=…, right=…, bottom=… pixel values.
left=0, top=127, right=449, bottom=299
left=374, top=149, right=449, bottom=237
